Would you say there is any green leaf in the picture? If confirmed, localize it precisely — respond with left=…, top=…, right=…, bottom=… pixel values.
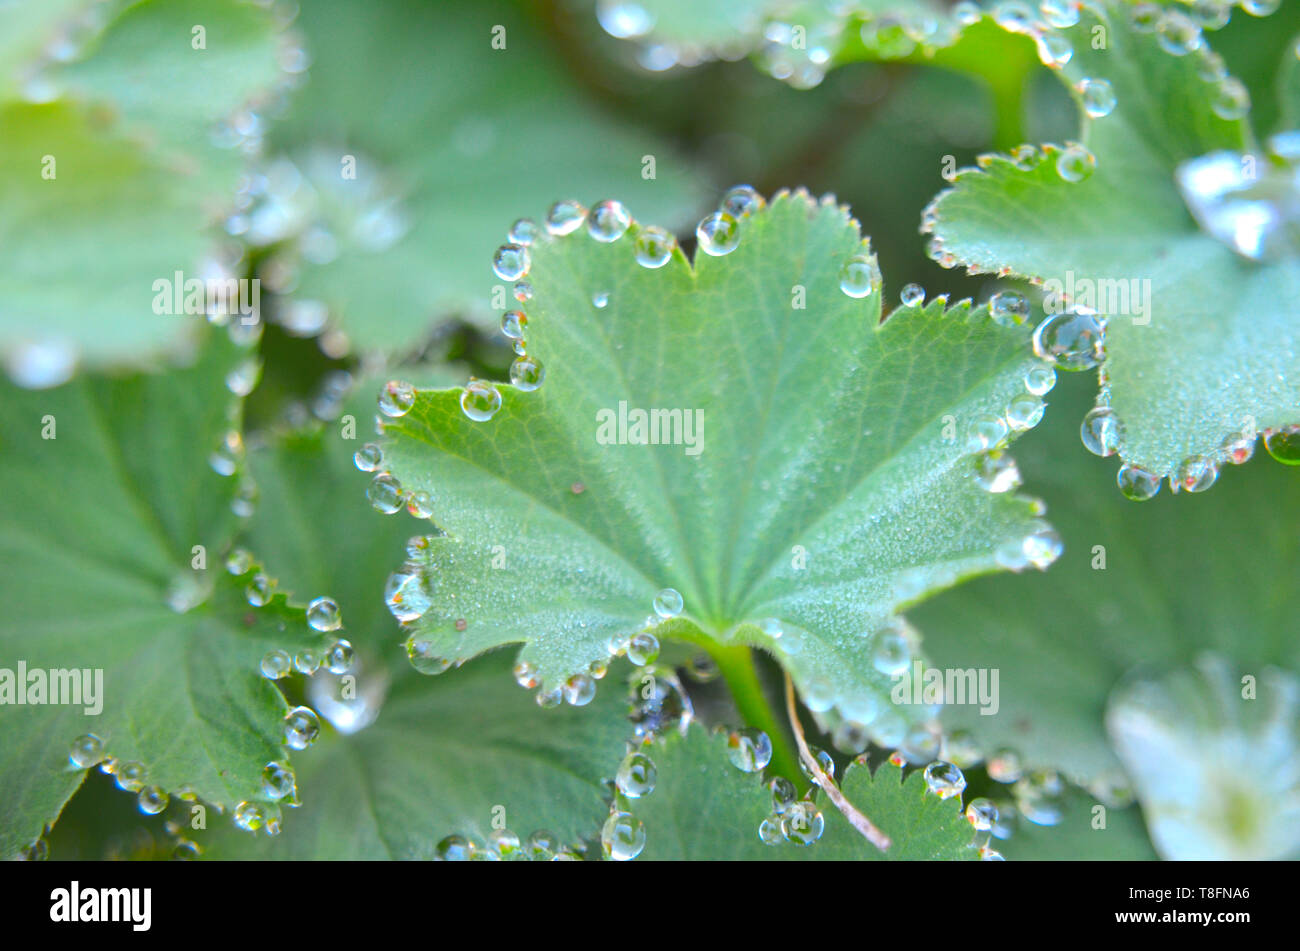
left=52, top=0, right=290, bottom=197
left=910, top=371, right=1300, bottom=784
left=626, top=724, right=977, bottom=859
left=0, top=332, right=335, bottom=858
left=378, top=188, right=1055, bottom=751
left=0, top=102, right=221, bottom=382
left=196, top=652, right=634, bottom=859
left=253, top=0, right=705, bottom=351
left=924, top=1, right=1300, bottom=483
left=0, top=0, right=97, bottom=97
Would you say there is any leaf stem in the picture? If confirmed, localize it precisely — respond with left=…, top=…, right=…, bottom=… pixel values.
left=703, top=643, right=806, bottom=790
left=783, top=673, right=891, bottom=852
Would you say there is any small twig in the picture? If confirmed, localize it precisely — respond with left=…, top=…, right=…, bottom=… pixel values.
left=783, top=673, right=891, bottom=852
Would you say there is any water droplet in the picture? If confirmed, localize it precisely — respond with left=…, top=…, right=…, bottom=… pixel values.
left=653, top=587, right=683, bottom=618
left=800, top=745, right=836, bottom=782
left=262, top=761, right=296, bottom=800
left=627, top=632, right=660, bottom=666
left=601, top=811, right=646, bottom=860
left=1117, top=462, right=1162, bottom=501
left=615, top=751, right=657, bottom=797
left=563, top=672, right=596, bottom=706
left=721, top=184, right=764, bottom=218
left=758, top=815, right=784, bottom=845
left=1241, top=0, right=1281, bottom=14
left=696, top=212, right=740, bottom=256
left=1081, top=406, right=1124, bottom=456
left=1079, top=77, right=1116, bottom=118
left=260, top=650, right=291, bottom=679
left=781, top=801, right=824, bottom=845
left=943, top=729, right=983, bottom=769
left=234, top=801, right=267, bottom=832
left=326, top=639, right=355, bottom=674
left=246, top=573, right=273, bottom=607
left=1023, top=364, right=1057, bottom=396
left=294, top=648, right=322, bottom=675
left=501, top=310, right=526, bottom=340
left=1211, top=76, right=1250, bottom=120
left=587, top=200, right=632, bottom=242
left=283, top=706, right=320, bottom=750
left=508, top=218, right=539, bottom=245
left=966, top=797, right=999, bottom=830
left=535, top=685, right=563, bottom=708
left=1055, top=142, right=1096, bottom=183
left=1173, top=454, right=1218, bottom=493
left=509, top=356, right=545, bottom=391
left=923, top=760, right=967, bottom=799
left=1006, top=393, right=1045, bottom=431
left=385, top=566, right=432, bottom=622
left=1037, top=31, right=1073, bottom=67
left=492, top=244, right=530, bottom=281
left=546, top=200, right=587, bottom=236
left=838, top=254, right=880, bottom=299
left=406, top=637, right=452, bottom=675
left=975, top=450, right=1022, bottom=493
left=527, top=830, right=559, bottom=860
left=1015, top=768, right=1067, bottom=825
left=69, top=734, right=104, bottom=768
left=1221, top=431, right=1254, bottom=464
left=726, top=728, right=773, bottom=772
left=900, top=283, right=925, bottom=306
left=1189, top=0, right=1231, bottom=29
left=460, top=380, right=502, bottom=422
left=989, top=290, right=1029, bottom=326
left=1040, top=0, right=1080, bottom=28
left=634, top=225, right=675, bottom=268
left=872, top=622, right=911, bottom=675
left=226, top=357, right=262, bottom=396
left=1032, top=308, right=1104, bottom=370
left=770, top=776, right=798, bottom=813
left=115, top=761, right=147, bottom=792
left=1023, top=524, right=1063, bottom=569
left=513, top=281, right=533, bottom=302
left=1156, top=10, right=1202, bottom=55
left=1264, top=426, right=1300, bottom=464
left=986, top=748, right=1024, bottom=783
left=352, top=443, right=382, bottom=473
left=306, top=596, right=341, bottom=632
left=367, top=473, right=404, bottom=514
left=436, top=835, right=472, bottom=861
left=406, top=490, right=434, bottom=519
left=597, top=1, right=655, bottom=38
left=513, top=660, right=540, bottom=689
left=592, top=291, right=609, bottom=309
left=1011, top=144, right=1042, bottom=170
left=993, top=1, right=1036, bottom=33
left=378, top=380, right=416, bottom=417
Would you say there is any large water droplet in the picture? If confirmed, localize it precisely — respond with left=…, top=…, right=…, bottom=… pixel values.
left=406, top=636, right=452, bottom=675
left=989, top=290, right=1029, bottom=326
left=262, top=761, right=296, bottom=800
left=696, top=212, right=740, bottom=256
left=378, top=380, right=416, bottom=417
left=616, top=751, right=657, bottom=798
left=1080, top=406, right=1124, bottom=456
left=634, top=226, right=675, bottom=268
left=726, top=728, right=773, bottom=772
left=508, top=218, right=539, bottom=245
left=601, top=811, right=646, bottom=860
left=1156, top=10, right=1203, bottom=55
left=306, top=596, right=341, bottom=632
left=69, top=734, right=105, bottom=768
left=975, top=450, right=1022, bottom=493
left=492, top=244, right=530, bottom=281
left=1055, top=142, right=1096, bottom=183
left=781, top=801, right=825, bottom=845
left=923, top=761, right=967, bottom=799
left=1264, top=426, right=1300, bottom=464
left=1079, top=77, right=1116, bottom=118
left=353, top=443, right=383, bottom=472
left=367, top=473, right=404, bottom=514
left=283, top=706, right=320, bottom=750
left=509, top=356, right=545, bottom=391
left=1032, top=308, right=1104, bottom=370
left=587, top=200, right=632, bottom=242
left=900, top=283, right=925, bottom=306
left=652, top=587, right=683, bottom=618
left=260, top=649, right=291, bottom=679
left=1117, top=462, right=1162, bottom=501
left=966, top=797, right=999, bottom=831
left=1173, top=454, right=1218, bottom=493
left=546, top=200, right=587, bottom=236
left=627, top=632, right=660, bottom=666
left=839, top=255, right=880, bottom=299
left=563, top=672, right=596, bottom=706
left=460, top=380, right=502, bottom=422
